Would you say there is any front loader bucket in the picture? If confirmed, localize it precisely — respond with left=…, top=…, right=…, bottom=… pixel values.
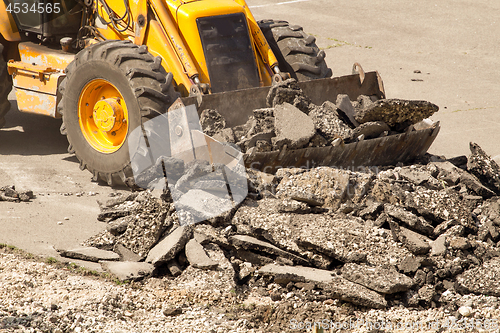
left=245, top=122, right=440, bottom=173
left=182, top=71, right=440, bottom=171
left=182, top=71, right=385, bottom=128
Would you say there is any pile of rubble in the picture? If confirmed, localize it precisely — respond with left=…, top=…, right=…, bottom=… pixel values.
left=201, top=79, right=439, bottom=153
left=0, top=185, right=33, bottom=202
left=54, top=140, right=500, bottom=316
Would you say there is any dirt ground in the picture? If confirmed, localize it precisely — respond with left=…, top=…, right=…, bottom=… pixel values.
left=1, top=0, right=499, bottom=266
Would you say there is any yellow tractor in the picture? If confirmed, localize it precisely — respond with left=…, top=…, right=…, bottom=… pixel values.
left=0, top=0, right=439, bottom=185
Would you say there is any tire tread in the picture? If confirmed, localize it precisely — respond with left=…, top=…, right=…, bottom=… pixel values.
left=58, top=40, right=179, bottom=185
left=0, top=43, right=12, bottom=127
left=258, top=19, right=332, bottom=81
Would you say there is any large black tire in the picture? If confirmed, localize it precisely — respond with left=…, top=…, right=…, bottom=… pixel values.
left=258, top=19, right=332, bottom=81
left=0, top=43, right=12, bottom=128
left=58, top=40, right=179, bottom=186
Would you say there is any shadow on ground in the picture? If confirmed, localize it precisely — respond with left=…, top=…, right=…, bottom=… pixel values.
left=0, top=100, right=69, bottom=156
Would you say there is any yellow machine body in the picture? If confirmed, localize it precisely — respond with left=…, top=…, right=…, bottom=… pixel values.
left=0, top=2, right=21, bottom=42
left=7, top=43, right=74, bottom=118
left=94, top=0, right=277, bottom=95
left=2, top=0, right=278, bottom=116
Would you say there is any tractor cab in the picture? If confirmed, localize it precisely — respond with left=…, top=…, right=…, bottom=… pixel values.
left=5, top=0, right=83, bottom=41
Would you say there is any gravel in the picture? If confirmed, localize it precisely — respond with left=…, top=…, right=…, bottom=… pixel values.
left=3, top=244, right=500, bottom=332
left=0, top=246, right=252, bottom=332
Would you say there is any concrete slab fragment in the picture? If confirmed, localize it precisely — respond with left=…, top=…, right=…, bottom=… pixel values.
left=100, top=261, right=154, bottom=281
left=229, top=234, right=308, bottom=265
left=174, top=243, right=236, bottom=293
left=259, top=264, right=334, bottom=284
left=185, top=238, right=218, bottom=270
left=457, top=257, right=500, bottom=297
left=146, top=226, right=192, bottom=266
left=336, top=94, right=359, bottom=126
left=259, top=264, right=386, bottom=308
left=354, top=98, right=438, bottom=127
left=175, top=189, right=233, bottom=224
left=341, top=263, right=413, bottom=294
left=273, top=102, right=315, bottom=149
left=389, top=221, right=431, bottom=255
left=114, top=243, right=142, bottom=262
left=385, top=204, right=434, bottom=236
left=430, top=234, right=447, bottom=256
left=57, top=247, right=119, bottom=262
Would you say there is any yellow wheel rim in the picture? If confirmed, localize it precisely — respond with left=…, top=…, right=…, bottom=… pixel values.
left=78, top=79, right=129, bottom=153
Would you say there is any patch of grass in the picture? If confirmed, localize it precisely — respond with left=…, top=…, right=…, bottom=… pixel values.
left=451, top=106, right=492, bottom=113
left=0, top=244, right=113, bottom=281
left=0, top=243, right=17, bottom=250
left=113, top=278, right=130, bottom=286
left=46, top=257, right=58, bottom=264
left=77, top=266, right=100, bottom=276
left=0, top=243, right=39, bottom=261
left=321, top=37, right=372, bottom=50
left=52, top=261, right=111, bottom=280
left=64, top=262, right=115, bottom=280
left=67, top=262, right=78, bottom=269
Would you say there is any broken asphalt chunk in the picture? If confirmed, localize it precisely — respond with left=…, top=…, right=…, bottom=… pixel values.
left=308, top=101, right=353, bottom=141
left=456, top=257, right=500, bottom=296
left=354, top=98, right=438, bottom=127
left=341, top=263, right=413, bottom=294
left=272, top=102, right=316, bottom=149
left=389, top=221, right=431, bottom=255
left=100, top=261, right=154, bottom=281
left=185, top=238, right=218, bottom=270
left=385, top=204, right=434, bottom=236
left=174, top=243, right=236, bottom=293
left=57, top=247, right=120, bottom=262
left=467, top=142, right=500, bottom=194
left=146, top=226, right=192, bottom=267
left=114, top=243, right=142, bottom=262
left=229, top=234, right=308, bottom=265
left=258, top=264, right=387, bottom=309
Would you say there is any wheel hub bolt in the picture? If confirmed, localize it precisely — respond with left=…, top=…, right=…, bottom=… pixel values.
left=92, top=97, right=124, bottom=133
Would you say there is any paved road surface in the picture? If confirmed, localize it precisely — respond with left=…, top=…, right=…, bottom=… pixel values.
left=1, top=0, right=499, bottom=265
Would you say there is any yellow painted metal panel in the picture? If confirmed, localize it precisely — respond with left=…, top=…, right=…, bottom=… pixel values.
left=150, top=0, right=199, bottom=79
left=18, top=42, right=74, bottom=71
left=15, top=89, right=60, bottom=118
left=165, top=0, right=183, bottom=17
left=236, top=0, right=279, bottom=70
left=9, top=61, right=64, bottom=96
left=9, top=43, right=68, bottom=118
left=94, top=25, right=128, bottom=41
left=145, top=20, right=192, bottom=96
left=256, top=53, right=272, bottom=87
left=0, top=2, right=21, bottom=42
left=133, top=0, right=148, bottom=45
left=10, top=42, right=69, bottom=118
left=94, top=0, right=133, bottom=39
